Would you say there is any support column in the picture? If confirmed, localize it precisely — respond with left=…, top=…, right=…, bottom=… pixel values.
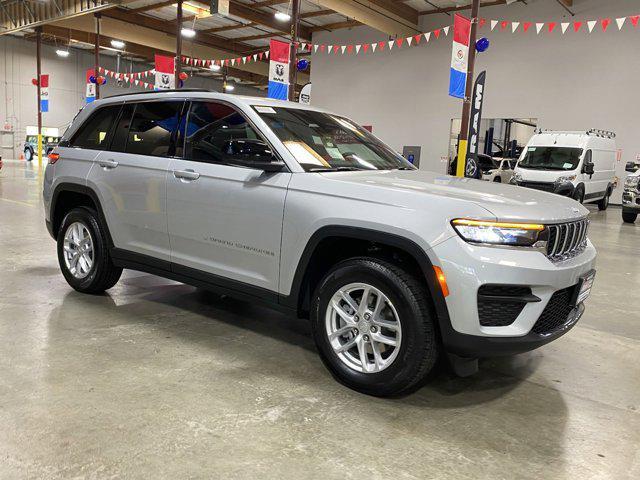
left=94, top=13, right=101, bottom=99
left=288, top=0, right=300, bottom=101
left=456, top=0, right=480, bottom=177
left=36, top=26, right=42, bottom=165
left=176, top=0, right=182, bottom=88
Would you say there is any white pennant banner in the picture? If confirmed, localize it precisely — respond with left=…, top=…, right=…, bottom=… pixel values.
left=587, top=20, right=597, bottom=32
left=536, top=22, right=544, bottom=34
left=491, top=20, right=498, bottom=31
left=616, top=17, right=626, bottom=30
left=561, top=22, right=569, bottom=33
left=512, top=22, right=520, bottom=32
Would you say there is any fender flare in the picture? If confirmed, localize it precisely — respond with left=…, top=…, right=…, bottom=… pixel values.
left=280, top=225, right=452, bottom=334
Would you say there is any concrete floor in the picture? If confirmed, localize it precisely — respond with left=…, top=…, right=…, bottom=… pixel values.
left=0, top=159, right=639, bottom=479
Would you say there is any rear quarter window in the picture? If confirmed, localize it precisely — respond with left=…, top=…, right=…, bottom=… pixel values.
left=69, top=105, right=121, bottom=150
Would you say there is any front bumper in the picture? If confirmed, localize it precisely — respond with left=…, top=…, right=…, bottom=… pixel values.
left=515, top=181, right=575, bottom=197
left=431, top=235, right=597, bottom=358
left=622, top=188, right=640, bottom=210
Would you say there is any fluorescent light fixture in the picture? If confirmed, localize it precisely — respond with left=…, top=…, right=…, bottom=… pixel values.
left=224, top=84, right=235, bottom=91
left=110, top=39, right=125, bottom=49
left=210, top=63, right=221, bottom=71
left=274, top=11, right=291, bottom=22
left=181, top=27, right=196, bottom=38
left=180, top=2, right=211, bottom=18
left=55, top=49, right=70, bottom=57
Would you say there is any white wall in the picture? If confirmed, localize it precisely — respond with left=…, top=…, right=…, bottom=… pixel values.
left=310, top=0, right=640, bottom=202
left=0, top=35, right=262, bottom=159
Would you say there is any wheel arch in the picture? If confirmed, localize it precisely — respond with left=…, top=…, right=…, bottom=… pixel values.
left=282, top=226, right=451, bottom=332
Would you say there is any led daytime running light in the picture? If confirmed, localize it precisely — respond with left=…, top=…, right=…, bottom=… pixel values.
left=452, top=219, right=545, bottom=231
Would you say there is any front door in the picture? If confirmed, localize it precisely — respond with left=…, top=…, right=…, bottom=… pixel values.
left=166, top=101, right=290, bottom=292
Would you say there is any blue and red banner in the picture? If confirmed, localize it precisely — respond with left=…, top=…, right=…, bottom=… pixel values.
left=40, top=74, right=49, bottom=112
left=449, top=14, right=471, bottom=99
left=85, top=69, right=96, bottom=103
left=155, top=54, right=175, bottom=90
left=268, top=39, right=290, bottom=100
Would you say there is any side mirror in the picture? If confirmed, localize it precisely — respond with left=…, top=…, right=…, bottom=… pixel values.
left=583, top=163, right=595, bottom=175
left=626, top=162, right=639, bottom=173
left=223, top=139, right=285, bottom=172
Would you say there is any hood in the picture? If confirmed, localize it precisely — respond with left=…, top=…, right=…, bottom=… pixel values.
left=514, top=167, right=573, bottom=182
left=320, top=170, right=589, bottom=223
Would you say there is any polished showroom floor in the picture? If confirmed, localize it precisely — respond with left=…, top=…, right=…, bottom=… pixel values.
left=1, top=159, right=638, bottom=479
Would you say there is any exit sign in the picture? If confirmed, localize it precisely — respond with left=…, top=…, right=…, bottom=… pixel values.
left=210, top=0, right=229, bottom=16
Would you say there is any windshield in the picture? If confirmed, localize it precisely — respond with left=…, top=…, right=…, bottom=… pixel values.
left=518, top=146, right=583, bottom=171
left=253, top=106, right=414, bottom=172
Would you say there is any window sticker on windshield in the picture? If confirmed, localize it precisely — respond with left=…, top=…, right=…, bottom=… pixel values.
left=312, top=135, right=322, bottom=145
left=528, top=147, right=537, bottom=151
left=254, top=106, right=276, bottom=114
left=326, top=147, right=343, bottom=160
left=563, top=163, right=573, bottom=169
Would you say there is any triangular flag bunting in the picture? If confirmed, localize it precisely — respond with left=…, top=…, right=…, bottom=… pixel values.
left=395, top=37, right=404, bottom=47
left=424, top=32, right=431, bottom=42
left=328, top=45, right=333, bottom=53
left=536, top=22, right=544, bottom=34
left=363, top=43, right=370, bottom=53
left=413, top=33, right=422, bottom=44
left=347, top=45, right=354, bottom=54
left=561, top=22, right=569, bottom=34
left=433, top=28, right=441, bottom=39
left=355, top=44, right=361, bottom=54
left=523, top=21, right=532, bottom=32
left=313, top=44, right=319, bottom=53
left=616, top=17, right=626, bottom=30
left=574, top=21, right=583, bottom=32
left=388, top=40, right=395, bottom=50
left=378, top=41, right=386, bottom=50
left=490, top=20, right=498, bottom=31
left=406, top=36, right=412, bottom=46
left=341, top=45, right=347, bottom=54
left=301, top=43, right=306, bottom=50
left=587, top=20, right=597, bottom=32
left=371, top=42, right=377, bottom=52
left=500, top=20, right=508, bottom=30
left=265, top=50, right=269, bottom=58
left=231, top=58, right=236, bottom=66
left=630, top=15, right=640, bottom=27
left=548, top=22, right=557, bottom=33
left=443, top=26, right=450, bottom=36
left=479, top=18, right=486, bottom=29
left=512, top=22, right=520, bottom=33
left=601, top=18, right=611, bottom=32
left=253, top=53, right=258, bottom=61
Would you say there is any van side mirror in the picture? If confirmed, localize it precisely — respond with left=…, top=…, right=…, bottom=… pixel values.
left=583, top=163, right=595, bottom=175
left=223, top=139, right=285, bottom=172
left=626, top=162, right=639, bottom=173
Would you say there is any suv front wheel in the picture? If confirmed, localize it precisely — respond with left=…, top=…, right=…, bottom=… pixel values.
left=57, top=207, right=122, bottom=294
left=311, top=258, right=439, bottom=397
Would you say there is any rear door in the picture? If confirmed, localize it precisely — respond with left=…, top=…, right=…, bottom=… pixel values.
left=87, top=100, right=184, bottom=261
left=166, top=100, right=291, bottom=292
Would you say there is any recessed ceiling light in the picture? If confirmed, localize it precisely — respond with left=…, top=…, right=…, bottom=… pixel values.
left=210, top=64, right=221, bottom=71
left=55, top=49, right=70, bottom=57
left=274, top=11, right=291, bottom=22
left=181, top=28, right=196, bottom=38
left=110, top=39, right=125, bottom=49
left=224, top=84, right=235, bottom=91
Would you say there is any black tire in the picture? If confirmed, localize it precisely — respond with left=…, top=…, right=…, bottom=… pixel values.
left=310, top=257, right=439, bottom=397
left=622, top=211, right=638, bottom=224
left=597, top=190, right=610, bottom=211
left=573, top=186, right=585, bottom=204
left=57, top=207, right=122, bottom=294
left=24, top=148, right=33, bottom=162
left=493, top=177, right=502, bottom=183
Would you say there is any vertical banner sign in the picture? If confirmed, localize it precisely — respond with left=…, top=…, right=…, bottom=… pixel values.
left=155, top=54, right=175, bottom=90
left=299, top=83, right=312, bottom=104
left=85, top=69, right=96, bottom=103
left=268, top=39, right=290, bottom=100
left=466, top=71, right=487, bottom=162
left=40, top=74, right=49, bottom=112
left=449, top=14, right=471, bottom=99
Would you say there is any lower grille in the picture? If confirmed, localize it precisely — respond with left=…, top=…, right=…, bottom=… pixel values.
left=477, top=285, right=532, bottom=327
left=521, top=181, right=555, bottom=192
left=531, top=285, right=577, bottom=335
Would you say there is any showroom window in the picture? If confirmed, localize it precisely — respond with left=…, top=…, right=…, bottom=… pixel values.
left=184, top=101, right=262, bottom=164
left=124, top=101, right=185, bottom=157
left=70, top=104, right=121, bottom=150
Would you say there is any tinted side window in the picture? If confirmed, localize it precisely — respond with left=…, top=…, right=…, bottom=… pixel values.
left=110, top=103, right=135, bottom=153
left=125, top=101, right=184, bottom=157
left=185, top=101, right=259, bottom=164
left=70, top=105, right=121, bottom=150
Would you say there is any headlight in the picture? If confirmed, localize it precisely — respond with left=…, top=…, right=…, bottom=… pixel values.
left=510, top=172, right=523, bottom=185
left=452, top=219, right=546, bottom=247
left=556, top=174, right=577, bottom=184
left=624, top=176, right=639, bottom=190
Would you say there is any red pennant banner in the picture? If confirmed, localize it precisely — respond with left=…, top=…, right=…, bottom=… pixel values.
left=630, top=15, right=640, bottom=27
left=378, top=41, right=386, bottom=50
left=479, top=18, right=486, bottom=29
left=363, top=43, right=370, bottom=53
left=548, top=22, right=557, bottom=32
left=413, top=33, right=422, bottom=44
left=396, top=37, right=404, bottom=47
left=500, top=20, right=508, bottom=30
left=433, top=28, right=441, bottom=38
left=347, top=45, right=354, bottom=54
left=523, top=21, right=532, bottom=32
left=573, top=21, right=583, bottom=32
left=601, top=18, right=611, bottom=31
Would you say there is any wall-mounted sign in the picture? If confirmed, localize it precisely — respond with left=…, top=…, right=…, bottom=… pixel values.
left=299, top=83, right=312, bottom=104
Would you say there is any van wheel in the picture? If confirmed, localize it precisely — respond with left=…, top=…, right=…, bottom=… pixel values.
left=597, top=191, right=610, bottom=211
left=622, top=211, right=637, bottom=223
left=573, top=186, right=585, bottom=204
left=57, top=207, right=122, bottom=294
left=311, top=257, right=439, bottom=397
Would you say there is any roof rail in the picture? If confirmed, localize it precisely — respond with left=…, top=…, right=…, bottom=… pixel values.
left=105, top=88, right=212, bottom=98
left=586, top=128, right=616, bottom=139
left=534, top=128, right=616, bottom=139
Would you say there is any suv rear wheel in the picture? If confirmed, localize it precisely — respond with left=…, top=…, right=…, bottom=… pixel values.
left=622, top=210, right=638, bottom=224
left=57, top=207, right=122, bottom=293
left=311, top=258, right=439, bottom=397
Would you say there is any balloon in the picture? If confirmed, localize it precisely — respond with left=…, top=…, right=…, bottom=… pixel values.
left=297, top=59, right=309, bottom=71
left=31, top=78, right=38, bottom=86
left=96, top=76, right=106, bottom=85
left=178, top=72, right=188, bottom=81
left=89, top=75, right=97, bottom=84
left=178, top=79, right=184, bottom=88
left=476, top=37, right=490, bottom=53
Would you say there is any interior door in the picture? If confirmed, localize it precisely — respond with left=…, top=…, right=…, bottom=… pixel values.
left=166, top=101, right=291, bottom=292
left=87, top=100, right=184, bottom=261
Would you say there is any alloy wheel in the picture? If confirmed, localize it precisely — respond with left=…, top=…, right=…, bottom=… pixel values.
left=63, top=221, right=94, bottom=279
left=325, top=282, right=402, bottom=373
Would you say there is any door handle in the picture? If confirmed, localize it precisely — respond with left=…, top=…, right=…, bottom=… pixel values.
left=98, top=159, right=119, bottom=169
left=173, top=169, right=200, bottom=181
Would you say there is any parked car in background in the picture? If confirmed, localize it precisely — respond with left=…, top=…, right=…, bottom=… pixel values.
left=448, top=153, right=495, bottom=179
left=622, top=169, right=640, bottom=223
left=24, top=135, right=61, bottom=161
left=482, top=158, right=515, bottom=183
left=511, top=129, right=616, bottom=210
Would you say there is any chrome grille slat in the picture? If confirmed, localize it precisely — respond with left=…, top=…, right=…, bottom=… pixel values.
left=545, top=218, right=589, bottom=262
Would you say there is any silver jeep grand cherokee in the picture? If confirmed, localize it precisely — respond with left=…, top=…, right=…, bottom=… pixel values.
left=43, top=91, right=597, bottom=396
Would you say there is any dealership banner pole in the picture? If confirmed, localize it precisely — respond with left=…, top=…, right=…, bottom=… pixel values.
left=288, top=0, right=300, bottom=101
left=36, top=26, right=42, bottom=166
left=94, top=13, right=101, bottom=99
left=456, top=0, right=480, bottom=177
left=176, top=0, right=182, bottom=88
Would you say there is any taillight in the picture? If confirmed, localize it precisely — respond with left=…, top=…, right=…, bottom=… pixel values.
left=48, top=153, right=60, bottom=164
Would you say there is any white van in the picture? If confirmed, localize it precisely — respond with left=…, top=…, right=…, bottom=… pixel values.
left=511, top=130, right=617, bottom=210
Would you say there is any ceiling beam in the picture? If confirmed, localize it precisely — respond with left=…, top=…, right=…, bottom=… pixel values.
left=313, top=0, right=417, bottom=36
left=419, top=0, right=510, bottom=16
left=300, top=9, right=335, bottom=19
left=366, top=0, right=419, bottom=25
left=200, top=22, right=256, bottom=33
left=129, top=0, right=178, bottom=14
left=309, top=20, right=362, bottom=32
left=560, top=0, right=573, bottom=5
